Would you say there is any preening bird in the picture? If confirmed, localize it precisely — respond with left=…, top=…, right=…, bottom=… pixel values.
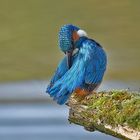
left=46, top=24, right=107, bottom=105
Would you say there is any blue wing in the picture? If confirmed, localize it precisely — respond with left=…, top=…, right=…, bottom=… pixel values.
left=84, top=41, right=107, bottom=85
left=48, top=40, right=107, bottom=104
left=46, top=56, right=68, bottom=94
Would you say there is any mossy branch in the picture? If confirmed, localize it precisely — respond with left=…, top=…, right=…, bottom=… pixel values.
left=68, top=90, right=140, bottom=140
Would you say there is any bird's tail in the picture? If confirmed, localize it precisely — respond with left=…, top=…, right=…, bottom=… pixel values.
left=54, top=92, right=71, bottom=105
left=46, top=86, right=71, bottom=105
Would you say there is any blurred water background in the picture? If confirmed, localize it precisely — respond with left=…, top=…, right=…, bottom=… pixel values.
left=0, top=0, right=140, bottom=140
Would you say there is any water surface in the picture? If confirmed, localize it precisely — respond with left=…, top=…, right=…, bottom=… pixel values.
left=0, top=80, right=139, bottom=140
left=0, top=103, right=119, bottom=140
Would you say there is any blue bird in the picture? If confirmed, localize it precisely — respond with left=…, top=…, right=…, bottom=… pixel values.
left=46, top=24, right=107, bottom=105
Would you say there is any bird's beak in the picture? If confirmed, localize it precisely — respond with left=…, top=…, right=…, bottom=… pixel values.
left=66, top=31, right=79, bottom=69
left=66, top=51, right=72, bottom=69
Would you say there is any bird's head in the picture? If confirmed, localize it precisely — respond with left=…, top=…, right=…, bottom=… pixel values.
left=59, top=24, right=88, bottom=68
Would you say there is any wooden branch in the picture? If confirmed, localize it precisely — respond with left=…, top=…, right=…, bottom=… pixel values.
left=68, top=90, right=140, bottom=140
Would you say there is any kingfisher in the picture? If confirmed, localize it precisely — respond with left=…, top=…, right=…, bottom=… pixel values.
left=46, top=24, right=107, bottom=105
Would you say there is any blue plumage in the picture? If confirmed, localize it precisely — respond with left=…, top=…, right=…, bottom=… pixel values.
left=46, top=24, right=107, bottom=105
left=47, top=57, right=68, bottom=92
left=59, top=24, right=79, bottom=52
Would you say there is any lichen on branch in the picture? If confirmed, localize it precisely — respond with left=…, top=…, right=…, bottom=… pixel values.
left=68, top=90, right=140, bottom=140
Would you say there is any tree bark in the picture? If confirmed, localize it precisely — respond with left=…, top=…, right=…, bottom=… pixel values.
left=68, top=90, right=140, bottom=140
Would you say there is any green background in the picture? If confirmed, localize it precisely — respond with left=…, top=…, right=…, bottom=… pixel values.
left=0, top=0, right=139, bottom=83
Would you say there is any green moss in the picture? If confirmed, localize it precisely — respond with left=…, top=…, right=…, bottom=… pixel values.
left=79, top=90, right=140, bottom=131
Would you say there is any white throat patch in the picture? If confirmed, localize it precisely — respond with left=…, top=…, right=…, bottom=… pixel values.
left=72, top=48, right=79, bottom=56
left=77, top=29, right=88, bottom=37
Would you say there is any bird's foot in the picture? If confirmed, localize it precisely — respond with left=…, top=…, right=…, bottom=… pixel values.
left=75, top=88, right=89, bottom=96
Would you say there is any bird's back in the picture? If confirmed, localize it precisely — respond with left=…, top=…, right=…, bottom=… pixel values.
left=74, top=38, right=107, bottom=91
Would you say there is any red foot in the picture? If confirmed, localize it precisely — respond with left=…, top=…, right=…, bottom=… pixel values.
left=74, top=88, right=89, bottom=96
